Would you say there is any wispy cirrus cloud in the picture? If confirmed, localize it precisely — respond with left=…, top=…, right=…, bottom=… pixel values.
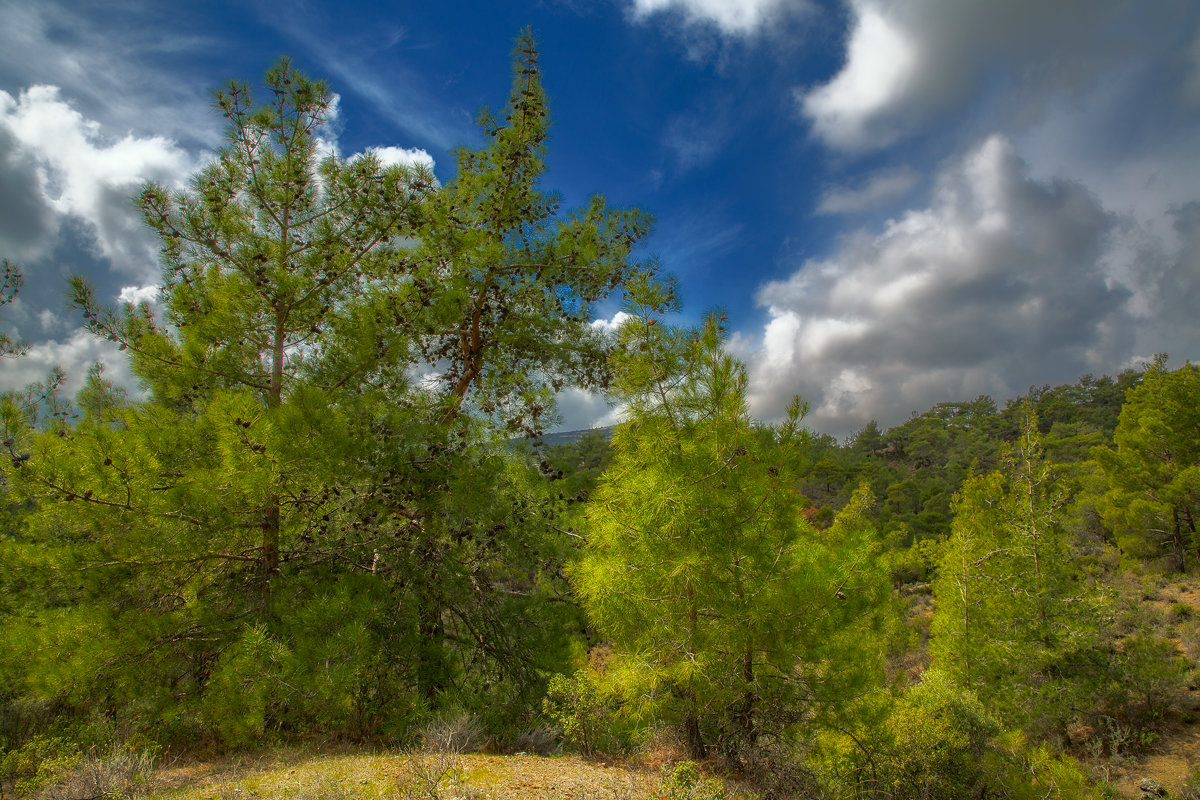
left=259, top=10, right=474, bottom=153
left=816, top=166, right=918, bottom=215
left=0, top=1, right=222, bottom=149
left=625, top=0, right=809, bottom=35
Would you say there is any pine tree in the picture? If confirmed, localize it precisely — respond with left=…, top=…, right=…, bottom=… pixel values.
left=931, top=408, right=1097, bottom=728
left=1, top=35, right=649, bottom=742
left=573, top=281, right=888, bottom=759
left=1094, top=355, right=1200, bottom=570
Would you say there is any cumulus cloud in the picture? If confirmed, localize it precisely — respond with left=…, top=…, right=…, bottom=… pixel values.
left=627, top=0, right=806, bottom=34
left=117, top=284, right=160, bottom=306
left=817, top=166, right=918, bottom=215
left=369, top=145, right=435, bottom=172
left=743, top=135, right=1136, bottom=436
left=800, top=3, right=918, bottom=150
left=0, top=2, right=221, bottom=151
left=0, top=85, right=195, bottom=281
left=1123, top=202, right=1200, bottom=356
left=590, top=311, right=632, bottom=336
left=799, top=0, right=1188, bottom=151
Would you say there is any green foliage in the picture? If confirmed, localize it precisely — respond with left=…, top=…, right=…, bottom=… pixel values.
left=1095, top=355, right=1200, bottom=570
left=983, top=731, right=1102, bottom=800
left=0, top=34, right=644, bottom=751
left=575, top=290, right=889, bottom=759
left=931, top=408, right=1104, bottom=729
left=542, top=670, right=620, bottom=756
left=538, top=429, right=613, bottom=503
left=1113, top=632, right=1190, bottom=723
left=0, top=735, right=80, bottom=797
left=877, top=670, right=998, bottom=800
left=201, top=626, right=291, bottom=747
left=648, top=761, right=726, bottom=800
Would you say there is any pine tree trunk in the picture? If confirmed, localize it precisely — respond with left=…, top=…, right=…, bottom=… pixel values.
left=739, top=643, right=756, bottom=748
left=1171, top=506, right=1188, bottom=572
left=685, top=708, right=706, bottom=760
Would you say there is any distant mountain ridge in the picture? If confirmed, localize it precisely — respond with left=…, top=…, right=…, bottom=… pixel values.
left=533, top=426, right=615, bottom=448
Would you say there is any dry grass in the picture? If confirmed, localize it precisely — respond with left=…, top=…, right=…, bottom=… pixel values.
left=147, top=750, right=663, bottom=800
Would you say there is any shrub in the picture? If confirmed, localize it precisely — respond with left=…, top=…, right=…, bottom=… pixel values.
left=420, top=711, right=482, bottom=754
left=199, top=626, right=291, bottom=747
left=878, top=670, right=997, bottom=800
left=0, top=736, right=78, bottom=798
left=649, top=761, right=725, bottom=800
left=543, top=670, right=621, bottom=756
left=1115, top=633, right=1189, bottom=723
left=508, top=724, right=557, bottom=756
left=984, top=732, right=1108, bottom=800
left=1, top=738, right=158, bottom=800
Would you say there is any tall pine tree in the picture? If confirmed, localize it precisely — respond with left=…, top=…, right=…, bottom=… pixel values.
left=1, top=34, right=650, bottom=744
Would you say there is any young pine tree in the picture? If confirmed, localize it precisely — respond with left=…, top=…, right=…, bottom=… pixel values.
left=1094, top=355, right=1200, bottom=571
left=573, top=280, right=888, bottom=759
left=931, top=408, right=1099, bottom=729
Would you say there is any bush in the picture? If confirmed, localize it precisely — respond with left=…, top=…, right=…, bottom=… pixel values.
left=420, top=711, right=482, bottom=754
left=199, top=626, right=291, bottom=747
left=984, top=731, right=1108, bottom=800
left=0, top=738, right=158, bottom=800
left=1119, top=633, right=1190, bottom=721
left=649, top=761, right=725, bottom=800
left=877, top=670, right=997, bottom=800
left=543, top=670, right=623, bottom=756
left=0, top=736, right=79, bottom=798
left=508, top=724, right=557, bottom=756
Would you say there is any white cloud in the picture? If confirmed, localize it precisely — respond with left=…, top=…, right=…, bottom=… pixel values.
left=590, top=311, right=632, bottom=336
left=314, top=93, right=342, bottom=162
left=627, top=0, right=804, bottom=34
left=799, top=0, right=1190, bottom=152
left=0, top=85, right=195, bottom=282
left=117, top=284, right=160, bottom=306
left=0, top=2, right=221, bottom=151
left=743, top=135, right=1138, bottom=437
left=0, top=327, right=139, bottom=400
left=816, top=166, right=919, bottom=215
left=800, top=3, right=917, bottom=150
left=369, top=145, right=435, bottom=172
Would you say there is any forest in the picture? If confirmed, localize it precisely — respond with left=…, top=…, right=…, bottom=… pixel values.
left=2, top=33, right=1200, bottom=800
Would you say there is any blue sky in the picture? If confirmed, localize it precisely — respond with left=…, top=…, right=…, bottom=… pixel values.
left=2, top=0, right=1199, bottom=438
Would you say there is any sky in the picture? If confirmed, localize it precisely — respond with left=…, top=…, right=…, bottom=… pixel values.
left=1, top=0, right=1198, bottom=439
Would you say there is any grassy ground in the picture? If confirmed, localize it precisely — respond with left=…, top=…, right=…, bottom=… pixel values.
left=146, top=749, right=660, bottom=800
